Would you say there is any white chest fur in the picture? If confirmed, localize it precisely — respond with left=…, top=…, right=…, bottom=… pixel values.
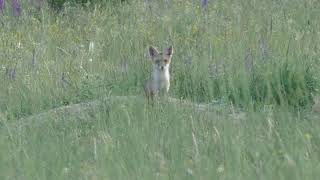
left=152, top=69, right=170, bottom=91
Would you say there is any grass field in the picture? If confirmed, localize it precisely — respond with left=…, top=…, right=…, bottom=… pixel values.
left=1, top=0, right=320, bottom=179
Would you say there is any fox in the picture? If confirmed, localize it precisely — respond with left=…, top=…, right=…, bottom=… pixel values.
left=144, top=45, right=173, bottom=102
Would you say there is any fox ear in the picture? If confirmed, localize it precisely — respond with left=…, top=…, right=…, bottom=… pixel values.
left=164, top=46, right=173, bottom=56
left=149, top=46, right=159, bottom=58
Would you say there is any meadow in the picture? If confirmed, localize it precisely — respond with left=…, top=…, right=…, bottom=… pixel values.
left=0, top=0, right=320, bottom=179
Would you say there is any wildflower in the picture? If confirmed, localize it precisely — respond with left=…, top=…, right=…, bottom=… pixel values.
left=12, top=0, right=21, bottom=17
left=184, top=57, right=192, bottom=66
left=61, top=72, right=71, bottom=88
left=294, top=31, right=303, bottom=41
left=287, top=18, right=294, bottom=25
left=209, top=63, right=219, bottom=79
left=217, top=164, right=224, bottom=173
left=89, top=41, right=95, bottom=53
left=144, top=0, right=151, bottom=11
left=120, top=62, right=128, bottom=73
left=0, top=0, right=5, bottom=13
left=201, top=0, right=208, bottom=9
left=34, top=0, right=43, bottom=10
left=164, top=0, right=170, bottom=8
left=63, top=167, right=69, bottom=174
left=244, top=48, right=253, bottom=73
left=17, top=41, right=21, bottom=48
left=259, top=39, right=269, bottom=62
left=186, top=168, right=193, bottom=176
left=6, top=66, right=16, bottom=80
left=209, top=59, right=224, bottom=79
left=305, top=133, right=312, bottom=140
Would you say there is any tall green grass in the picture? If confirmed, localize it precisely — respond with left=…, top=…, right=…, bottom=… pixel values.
left=0, top=0, right=320, bottom=179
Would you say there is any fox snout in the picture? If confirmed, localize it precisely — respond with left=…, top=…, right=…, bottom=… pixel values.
left=159, top=65, right=166, bottom=71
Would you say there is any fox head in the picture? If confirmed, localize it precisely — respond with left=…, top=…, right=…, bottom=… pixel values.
left=149, top=46, right=173, bottom=72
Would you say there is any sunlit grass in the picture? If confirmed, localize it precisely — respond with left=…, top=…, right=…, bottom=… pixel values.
left=0, top=0, right=320, bottom=179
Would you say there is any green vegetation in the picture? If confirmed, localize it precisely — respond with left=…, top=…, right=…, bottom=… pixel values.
left=47, top=0, right=128, bottom=10
left=0, top=0, right=320, bottom=179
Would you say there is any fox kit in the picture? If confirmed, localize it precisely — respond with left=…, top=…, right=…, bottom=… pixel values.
left=144, top=45, right=173, bottom=101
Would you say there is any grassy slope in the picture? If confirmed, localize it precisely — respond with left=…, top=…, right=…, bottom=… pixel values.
left=0, top=0, right=320, bottom=179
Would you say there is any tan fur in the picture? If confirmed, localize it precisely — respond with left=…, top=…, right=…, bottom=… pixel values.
left=144, top=46, right=173, bottom=102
